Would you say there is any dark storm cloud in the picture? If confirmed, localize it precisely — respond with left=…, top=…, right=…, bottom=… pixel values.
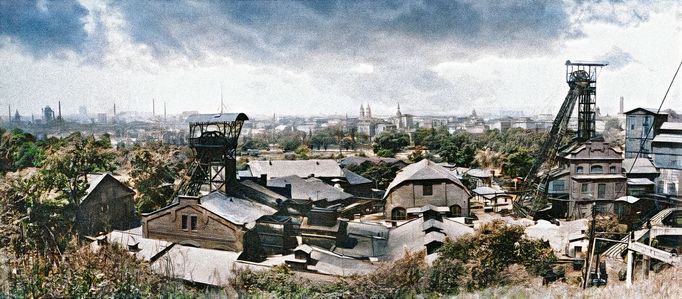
left=112, top=0, right=575, bottom=64
left=0, top=0, right=88, bottom=57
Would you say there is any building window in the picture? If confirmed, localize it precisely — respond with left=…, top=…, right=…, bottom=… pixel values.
left=181, top=215, right=188, bottom=230
left=597, top=184, right=606, bottom=199
left=657, top=181, right=665, bottom=193
left=669, top=183, right=677, bottom=195
left=553, top=181, right=565, bottom=192
left=423, top=184, right=433, bottom=196
left=391, top=207, right=406, bottom=220
left=590, top=165, right=603, bottom=174
left=576, top=166, right=584, bottom=174
left=610, top=166, right=617, bottom=174
left=450, top=205, right=462, bottom=217
left=190, top=215, right=198, bottom=231
left=581, top=183, right=589, bottom=194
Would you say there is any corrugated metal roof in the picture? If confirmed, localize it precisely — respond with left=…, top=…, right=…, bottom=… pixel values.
left=660, top=122, right=682, bottom=131
left=186, top=113, right=248, bottom=124
left=200, top=192, right=276, bottom=226
left=652, top=134, right=682, bottom=144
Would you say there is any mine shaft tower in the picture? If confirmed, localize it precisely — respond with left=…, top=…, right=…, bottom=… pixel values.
left=566, top=60, right=607, bottom=141
left=181, top=113, right=248, bottom=196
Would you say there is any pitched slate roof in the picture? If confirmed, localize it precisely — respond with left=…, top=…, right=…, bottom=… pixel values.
left=248, top=159, right=344, bottom=179
left=384, top=159, right=468, bottom=199
left=385, top=216, right=473, bottom=261
left=82, top=173, right=135, bottom=204
left=230, top=180, right=287, bottom=208
left=200, top=192, right=277, bottom=227
left=652, top=134, right=682, bottom=144
left=338, top=156, right=400, bottom=167
left=622, top=158, right=659, bottom=174
left=342, top=169, right=372, bottom=185
left=268, top=175, right=353, bottom=203
left=623, top=107, right=668, bottom=115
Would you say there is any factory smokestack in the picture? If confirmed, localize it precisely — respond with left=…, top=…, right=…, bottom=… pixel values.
left=58, top=101, right=62, bottom=120
left=619, top=96, right=624, bottom=114
left=152, top=99, right=155, bottom=116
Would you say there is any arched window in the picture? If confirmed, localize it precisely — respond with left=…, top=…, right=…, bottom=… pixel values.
left=576, top=166, right=584, bottom=174
left=391, top=207, right=407, bottom=220
left=590, top=165, right=603, bottom=174
left=609, top=166, right=617, bottom=174
left=450, top=205, right=462, bottom=217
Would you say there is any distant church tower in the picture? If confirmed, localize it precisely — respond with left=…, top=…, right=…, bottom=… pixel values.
left=366, top=104, right=372, bottom=118
left=360, top=104, right=365, bottom=118
left=396, top=103, right=403, bottom=128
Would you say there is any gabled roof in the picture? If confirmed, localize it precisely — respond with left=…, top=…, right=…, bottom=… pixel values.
left=200, top=192, right=276, bottom=227
left=384, top=159, right=468, bottom=199
left=248, top=159, right=344, bottom=179
left=267, top=175, right=353, bottom=202
left=342, top=169, right=372, bottom=185
left=386, top=216, right=473, bottom=260
left=622, top=158, right=659, bottom=174
left=82, top=173, right=135, bottom=204
left=624, top=107, right=668, bottom=115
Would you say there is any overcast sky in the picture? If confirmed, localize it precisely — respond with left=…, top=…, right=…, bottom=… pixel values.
left=1, top=0, right=681, bottom=119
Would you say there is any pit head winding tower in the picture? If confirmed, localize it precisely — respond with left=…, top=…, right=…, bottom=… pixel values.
left=182, top=113, right=248, bottom=196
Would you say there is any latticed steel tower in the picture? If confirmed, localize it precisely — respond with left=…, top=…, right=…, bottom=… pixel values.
left=181, top=113, right=248, bottom=196
left=565, top=60, right=607, bottom=141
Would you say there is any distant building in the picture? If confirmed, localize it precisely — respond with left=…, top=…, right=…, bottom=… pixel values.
left=76, top=173, right=137, bottom=236
left=383, top=159, right=471, bottom=220
left=42, top=106, right=55, bottom=123
left=549, top=137, right=627, bottom=219
left=624, top=108, right=668, bottom=158
left=651, top=122, right=682, bottom=198
left=97, top=113, right=108, bottom=124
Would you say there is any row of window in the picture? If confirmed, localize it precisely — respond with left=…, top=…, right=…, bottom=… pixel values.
left=390, top=205, right=462, bottom=220
left=181, top=214, right=198, bottom=231
left=581, top=183, right=607, bottom=199
left=576, top=165, right=618, bottom=174
left=656, top=182, right=678, bottom=195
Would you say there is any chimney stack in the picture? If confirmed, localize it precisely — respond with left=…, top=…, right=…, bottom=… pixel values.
left=619, top=96, right=624, bottom=115
left=58, top=101, right=62, bottom=120
left=152, top=99, right=155, bottom=116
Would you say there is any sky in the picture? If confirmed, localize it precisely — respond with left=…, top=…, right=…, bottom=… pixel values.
left=0, top=0, right=681, bottom=119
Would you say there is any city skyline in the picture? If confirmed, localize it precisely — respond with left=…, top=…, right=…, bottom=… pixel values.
left=1, top=1, right=681, bottom=117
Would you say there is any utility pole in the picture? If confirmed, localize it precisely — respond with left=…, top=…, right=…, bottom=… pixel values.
left=582, top=202, right=598, bottom=289
left=626, top=230, right=633, bottom=287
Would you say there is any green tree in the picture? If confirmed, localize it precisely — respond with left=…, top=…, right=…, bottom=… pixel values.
left=373, top=131, right=409, bottom=157
left=40, top=133, right=116, bottom=205
left=13, top=142, right=46, bottom=169
left=130, top=149, right=178, bottom=213
left=503, top=149, right=534, bottom=178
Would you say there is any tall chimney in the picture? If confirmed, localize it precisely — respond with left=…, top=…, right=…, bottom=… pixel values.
left=58, top=101, right=62, bottom=119
left=152, top=98, right=155, bottom=116
left=619, top=96, right=624, bottom=114
left=113, top=103, right=116, bottom=116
